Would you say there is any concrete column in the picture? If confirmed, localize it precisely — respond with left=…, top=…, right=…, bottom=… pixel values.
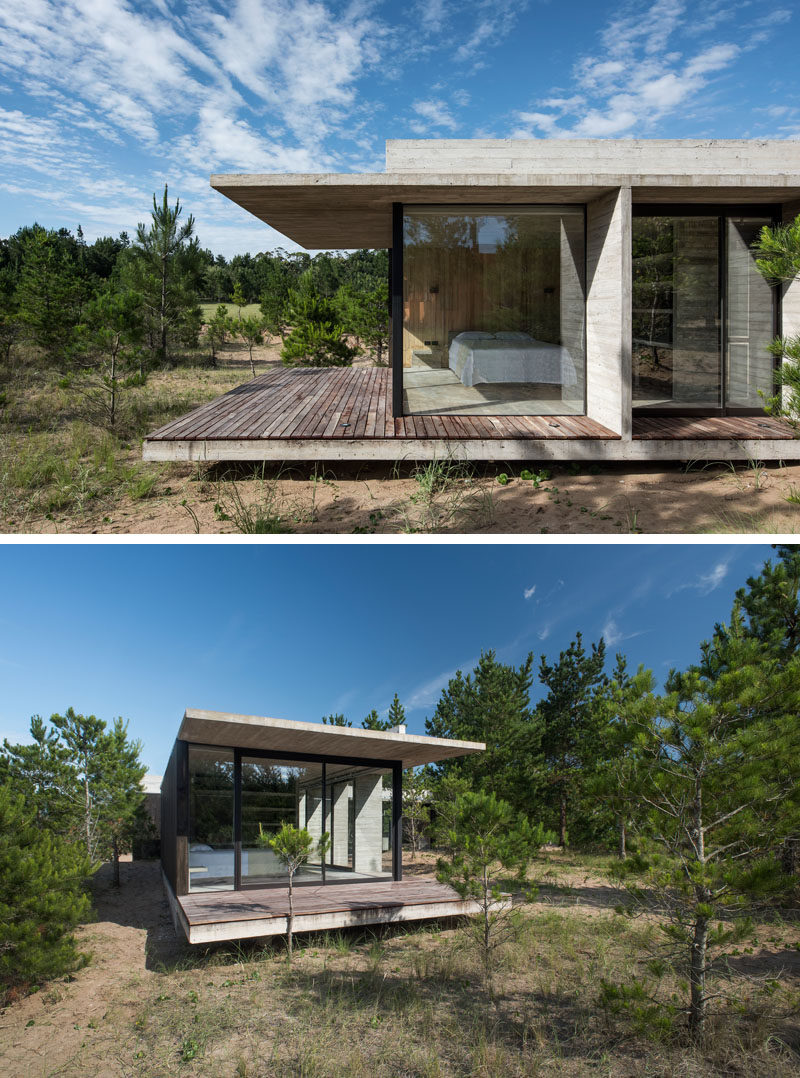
left=303, top=788, right=322, bottom=843
left=353, top=774, right=383, bottom=876
left=585, top=186, right=631, bottom=437
left=331, top=782, right=351, bottom=866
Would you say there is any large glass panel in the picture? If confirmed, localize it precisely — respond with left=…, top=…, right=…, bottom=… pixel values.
left=403, top=206, right=586, bottom=416
left=726, top=218, right=775, bottom=409
left=188, top=746, right=234, bottom=892
left=240, top=758, right=392, bottom=887
left=632, top=216, right=721, bottom=409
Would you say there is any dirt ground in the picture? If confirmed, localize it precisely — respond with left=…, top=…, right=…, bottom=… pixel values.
left=1, top=856, right=798, bottom=1077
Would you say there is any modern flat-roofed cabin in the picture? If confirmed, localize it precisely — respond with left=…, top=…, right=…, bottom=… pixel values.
left=160, top=709, right=486, bottom=944
left=143, top=139, right=800, bottom=464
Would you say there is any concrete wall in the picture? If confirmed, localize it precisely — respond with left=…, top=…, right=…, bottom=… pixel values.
left=585, top=187, right=631, bottom=436
left=387, top=139, right=800, bottom=177
left=353, top=774, right=383, bottom=876
left=331, top=781, right=350, bottom=866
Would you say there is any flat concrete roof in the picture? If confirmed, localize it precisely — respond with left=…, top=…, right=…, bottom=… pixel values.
left=211, top=137, right=800, bottom=248
left=178, top=708, right=484, bottom=768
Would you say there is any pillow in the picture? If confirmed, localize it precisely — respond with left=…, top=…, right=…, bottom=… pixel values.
left=453, top=331, right=495, bottom=341
left=494, top=331, right=532, bottom=341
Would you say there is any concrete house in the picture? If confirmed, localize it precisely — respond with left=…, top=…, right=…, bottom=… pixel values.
left=160, top=708, right=486, bottom=944
left=143, top=139, right=800, bottom=463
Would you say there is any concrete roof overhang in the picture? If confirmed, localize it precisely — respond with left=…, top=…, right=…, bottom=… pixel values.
left=210, top=171, right=800, bottom=249
left=178, top=708, right=484, bottom=769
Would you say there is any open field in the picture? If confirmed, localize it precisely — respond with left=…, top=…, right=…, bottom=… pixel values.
left=1, top=854, right=798, bottom=1077
left=4, top=340, right=800, bottom=534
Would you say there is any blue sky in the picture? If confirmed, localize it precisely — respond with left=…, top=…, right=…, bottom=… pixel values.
left=0, top=0, right=797, bottom=257
left=0, top=542, right=779, bottom=775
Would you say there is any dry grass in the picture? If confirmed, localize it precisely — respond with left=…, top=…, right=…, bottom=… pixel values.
left=3, top=858, right=798, bottom=1078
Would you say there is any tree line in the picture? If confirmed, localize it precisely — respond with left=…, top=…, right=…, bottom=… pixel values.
left=0, top=185, right=389, bottom=428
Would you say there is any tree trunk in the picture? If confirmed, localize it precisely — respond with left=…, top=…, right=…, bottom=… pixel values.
left=689, top=914, right=709, bottom=1040
left=109, top=344, right=117, bottom=427
left=249, top=344, right=256, bottom=378
left=618, top=818, right=627, bottom=860
left=559, top=790, right=567, bottom=847
left=287, top=873, right=294, bottom=961
left=84, top=775, right=92, bottom=862
left=112, top=834, right=120, bottom=888
left=160, top=254, right=168, bottom=364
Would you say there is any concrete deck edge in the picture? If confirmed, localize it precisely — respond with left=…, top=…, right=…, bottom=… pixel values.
left=142, top=436, right=800, bottom=463
left=181, top=894, right=510, bottom=945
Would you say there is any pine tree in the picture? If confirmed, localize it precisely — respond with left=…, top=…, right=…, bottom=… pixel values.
left=752, top=217, right=800, bottom=423
left=617, top=613, right=800, bottom=1040
left=435, top=790, right=544, bottom=999
left=0, top=782, right=91, bottom=1002
left=590, top=656, right=656, bottom=858
left=402, top=767, right=430, bottom=858
left=426, top=650, right=535, bottom=807
left=534, top=633, right=608, bottom=846
left=361, top=709, right=392, bottom=731
left=237, top=314, right=266, bottom=378
left=0, top=716, right=79, bottom=838
left=321, top=713, right=352, bottom=727
left=123, top=185, right=202, bottom=367
left=387, top=693, right=406, bottom=729
left=206, top=304, right=233, bottom=367
left=15, top=226, right=88, bottom=366
left=100, top=719, right=148, bottom=887
left=69, top=287, right=146, bottom=426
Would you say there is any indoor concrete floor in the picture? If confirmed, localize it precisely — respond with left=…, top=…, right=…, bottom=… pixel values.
left=403, top=366, right=583, bottom=417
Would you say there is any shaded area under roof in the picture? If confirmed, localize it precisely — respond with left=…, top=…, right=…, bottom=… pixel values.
left=178, top=708, right=484, bottom=769
left=210, top=171, right=800, bottom=249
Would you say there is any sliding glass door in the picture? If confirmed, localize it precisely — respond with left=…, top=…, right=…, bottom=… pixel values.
left=632, top=210, right=777, bottom=414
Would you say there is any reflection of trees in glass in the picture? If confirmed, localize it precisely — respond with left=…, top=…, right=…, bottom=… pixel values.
left=632, top=217, right=675, bottom=368
left=242, top=762, right=303, bottom=843
left=189, top=755, right=233, bottom=848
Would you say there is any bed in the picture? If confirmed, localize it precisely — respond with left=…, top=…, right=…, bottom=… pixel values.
left=448, top=331, right=577, bottom=389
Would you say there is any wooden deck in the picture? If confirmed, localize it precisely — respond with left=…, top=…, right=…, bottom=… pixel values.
left=169, top=878, right=500, bottom=944
left=145, top=367, right=616, bottom=445
left=632, top=416, right=794, bottom=440
left=142, top=367, right=800, bottom=463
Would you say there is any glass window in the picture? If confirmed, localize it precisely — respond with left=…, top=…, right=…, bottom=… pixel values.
left=632, top=214, right=776, bottom=413
left=632, top=216, right=721, bottom=409
left=403, top=206, right=586, bottom=416
left=726, top=218, right=775, bottom=409
left=188, top=746, right=234, bottom=892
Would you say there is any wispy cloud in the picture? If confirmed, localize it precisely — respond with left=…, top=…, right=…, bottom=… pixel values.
left=510, top=0, right=790, bottom=139
left=667, top=556, right=733, bottom=597
left=409, top=98, right=460, bottom=133
left=523, top=584, right=537, bottom=600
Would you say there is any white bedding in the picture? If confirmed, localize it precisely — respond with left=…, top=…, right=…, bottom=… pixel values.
left=449, top=332, right=577, bottom=388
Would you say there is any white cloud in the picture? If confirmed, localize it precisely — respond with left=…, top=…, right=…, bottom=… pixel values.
left=411, top=99, right=459, bottom=132
left=510, top=0, right=785, bottom=140
left=523, top=584, right=537, bottom=600
left=602, top=618, right=624, bottom=646
left=537, top=624, right=551, bottom=641
left=667, top=556, right=732, bottom=597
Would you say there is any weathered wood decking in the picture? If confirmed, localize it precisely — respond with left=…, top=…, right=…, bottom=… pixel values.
left=142, top=367, right=800, bottom=462
left=145, top=367, right=615, bottom=445
left=169, top=878, right=501, bottom=944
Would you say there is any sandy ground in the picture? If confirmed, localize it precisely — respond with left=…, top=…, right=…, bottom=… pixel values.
left=6, top=340, right=800, bottom=535
left=28, top=454, right=800, bottom=536
left=1, top=857, right=797, bottom=1076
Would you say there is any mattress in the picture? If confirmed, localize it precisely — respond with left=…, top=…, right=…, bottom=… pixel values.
left=448, top=332, right=578, bottom=388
